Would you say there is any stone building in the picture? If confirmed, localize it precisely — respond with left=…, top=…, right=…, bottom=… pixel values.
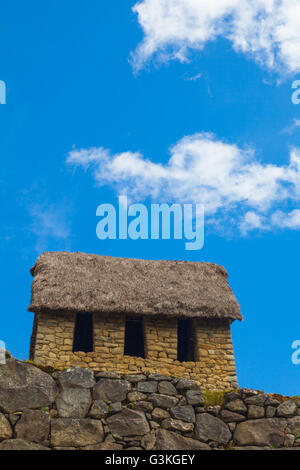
left=28, top=252, right=242, bottom=390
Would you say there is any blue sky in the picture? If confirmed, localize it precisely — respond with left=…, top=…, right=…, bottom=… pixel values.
left=1, top=0, right=300, bottom=395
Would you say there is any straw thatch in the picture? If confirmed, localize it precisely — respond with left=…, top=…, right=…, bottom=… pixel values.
left=28, top=252, right=242, bottom=321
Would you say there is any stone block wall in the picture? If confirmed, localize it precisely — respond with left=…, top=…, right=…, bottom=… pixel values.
left=1, top=360, right=300, bottom=451
left=31, top=312, right=238, bottom=390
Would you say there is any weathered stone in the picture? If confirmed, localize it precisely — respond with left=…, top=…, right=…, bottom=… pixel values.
left=95, top=371, right=122, bottom=380
left=158, top=381, right=177, bottom=396
left=0, top=413, right=13, bottom=440
left=155, top=429, right=210, bottom=450
left=88, top=400, right=109, bottom=419
left=148, top=374, right=172, bottom=381
left=124, top=375, right=146, bottom=383
left=152, top=408, right=170, bottom=420
left=0, top=360, right=57, bottom=413
left=175, top=378, right=200, bottom=391
left=206, top=405, right=221, bottom=417
left=127, top=391, right=147, bottom=402
left=93, top=379, right=130, bottom=403
left=266, top=406, right=276, bottom=418
left=8, top=413, right=21, bottom=426
left=287, top=416, right=300, bottom=435
left=107, top=408, right=150, bottom=437
left=186, top=390, right=204, bottom=406
left=248, top=405, right=265, bottom=419
left=141, top=431, right=156, bottom=450
left=225, top=391, right=242, bottom=402
left=225, top=399, right=247, bottom=414
left=15, top=409, right=49, bottom=443
left=170, top=406, right=195, bottom=423
left=137, top=381, right=158, bottom=394
left=234, top=418, right=287, bottom=448
left=241, top=389, right=261, bottom=398
left=134, top=401, right=154, bottom=413
left=56, top=388, right=91, bottom=418
left=51, top=418, right=104, bottom=447
left=57, top=367, right=95, bottom=389
left=284, top=434, right=295, bottom=447
left=195, top=413, right=231, bottom=445
left=0, top=439, right=50, bottom=450
left=265, top=396, right=281, bottom=407
left=148, top=394, right=179, bottom=409
left=81, top=442, right=123, bottom=450
left=162, top=418, right=194, bottom=433
left=220, top=410, right=246, bottom=422
left=110, top=402, right=122, bottom=414
left=277, top=400, right=297, bottom=418
left=244, top=394, right=267, bottom=406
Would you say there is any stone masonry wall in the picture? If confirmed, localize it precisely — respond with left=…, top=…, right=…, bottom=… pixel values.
left=32, top=312, right=237, bottom=390
left=0, top=360, right=300, bottom=451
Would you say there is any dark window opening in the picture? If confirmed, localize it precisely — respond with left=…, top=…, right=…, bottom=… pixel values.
left=177, top=318, right=195, bottom=362
left=73, top=313, right=94, bottom=353
left=124, top=316, right=145, bottom=358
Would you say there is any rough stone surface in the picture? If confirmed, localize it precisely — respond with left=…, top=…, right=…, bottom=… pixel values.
left=88, top=400, right=109, bottom=419
left=0, top=413, right=13, bottom=441
left=57, top=367, right=95, bottom=389
left=15, top=409, right=50, bottom=443
left=93, top=379, right=130, bottom=403
left=220, top=410, right=246, bottom=422
left=195, top=413, right=231, bottom=445
left=51, top=418, right=104, bottom=447
left=0, top=360, right=57, bottom=413
left=225, top=399, right=247, bottom=414
left=107, top=409, right=150, bottom=437
left=162, top=418, right=194, bottom=433
left=248, top=405, right=265, bottom=419
left=277, top=400, right=297, bottom=418
left=0, top=439, right=50, bottom=450
left=170, top=406, right=195, bottom=423
left=56, top=388, right=91, bottom=418
left=148, top=394, right=179, bottom=409
left=234, top=418, right=287, bottom=447
left=155, top=429, right=210, bottom=450
left=175, top=378, right=200, bottom=391
left=137, top=381, right=158, bottom=394
left=186, top=390, right=204, bottom=406
left=158, top=381, right=177, bottom=396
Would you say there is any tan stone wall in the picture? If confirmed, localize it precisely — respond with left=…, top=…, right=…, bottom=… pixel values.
left=32, top=312, right=238, bottom=390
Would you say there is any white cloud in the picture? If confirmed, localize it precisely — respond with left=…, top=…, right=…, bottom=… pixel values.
left=67, top=132, right=300, bottom=234
left=271, top=209, right=300, bottom=229
left=131, top=0, right=300, bottom=75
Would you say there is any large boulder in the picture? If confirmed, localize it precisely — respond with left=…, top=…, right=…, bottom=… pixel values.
left=0, top=360, right=57, bottom=413
left=277, top=400, right=297, bottom=418
left=155, top=429, right=210, bottom=450
left=0, top=439, right=50, bottom=450
left=56, top=389, right=92, bottom=418
left=93, top=379, right=130, bottom=403
left=50, top=418, right=104, bottom=447
left=195, top=413, right=231, bottom=446
left=234, top=418, right=287, bottom=447
left=107, top=408, right=150, bottom=437
left=0, top=413, right=13, bottom=441
left=57, top=367, right=95, bottom=389
left=15, top=409, right=50, bottom=443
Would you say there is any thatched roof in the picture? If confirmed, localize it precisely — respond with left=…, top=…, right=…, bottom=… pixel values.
left=28, top=252, right=242, bottom=321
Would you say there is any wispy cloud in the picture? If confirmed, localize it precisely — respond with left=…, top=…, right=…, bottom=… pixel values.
left=67, top=132, right=300, bottom=235
left=28, top=203, right=71, bottom=253
left=131, top=0, right=300, bottom=76
left=281, top=118, right=300, bottom=135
